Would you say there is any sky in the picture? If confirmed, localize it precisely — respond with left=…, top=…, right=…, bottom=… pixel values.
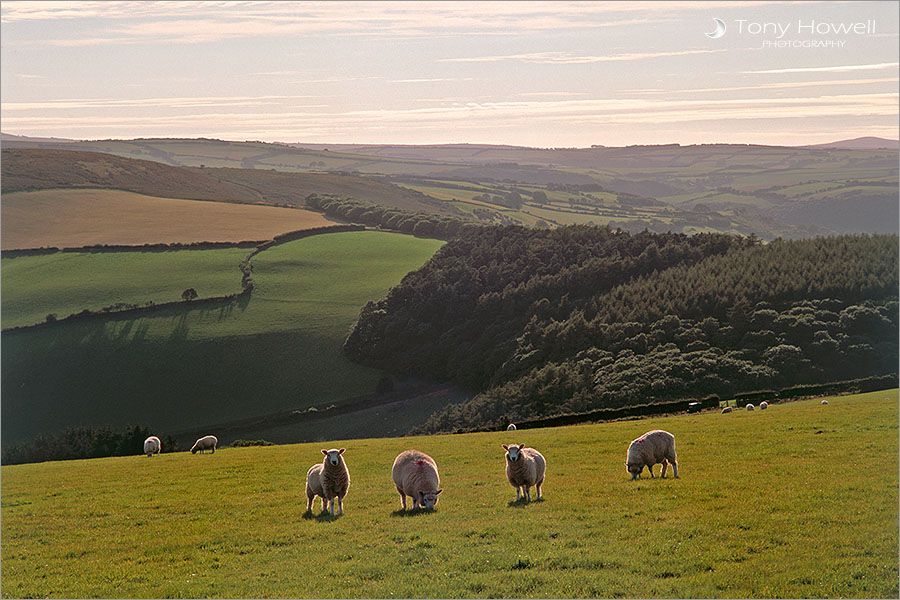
left=1, top=1, right=898, bottom=147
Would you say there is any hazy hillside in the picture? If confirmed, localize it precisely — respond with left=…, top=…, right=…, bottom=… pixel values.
left=804, top=137, right=899, bottom=150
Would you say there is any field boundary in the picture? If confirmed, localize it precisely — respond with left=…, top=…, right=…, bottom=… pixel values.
left=1, top=224, right=366, bottom=333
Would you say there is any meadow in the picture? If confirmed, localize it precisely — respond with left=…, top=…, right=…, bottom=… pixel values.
left=1, top=247, right=249, bottom=329
left=1, top=231, right=444, bottom=445
left=1, top=391, right=896, bottom=598
left=0, top=188, right=334, bottom=250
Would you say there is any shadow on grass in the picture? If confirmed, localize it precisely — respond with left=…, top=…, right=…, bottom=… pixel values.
left=507, top=497, right=545, bottom=508
left=390, top=507, right=437, bottom=518
left=302, top=509, right=343, bottom=522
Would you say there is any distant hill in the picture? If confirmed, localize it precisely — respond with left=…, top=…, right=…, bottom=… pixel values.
left=1, top=132, right=77, bottom=144
left=803, top=137, right=899, bottom=150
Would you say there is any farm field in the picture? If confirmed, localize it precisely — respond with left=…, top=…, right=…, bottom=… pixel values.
left=1, top=391, right=896, bottom=598
left=1, top=248, right=249, bottom=329
left=1, top=188, right=335, bottom=250
left=0, top=231, right=444, bottom=445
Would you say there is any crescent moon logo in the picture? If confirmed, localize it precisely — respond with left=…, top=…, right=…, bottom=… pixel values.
left=706, top=18, right=726, bottom=39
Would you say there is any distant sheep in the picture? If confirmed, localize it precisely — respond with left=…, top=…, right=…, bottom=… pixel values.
left=392, top=450, right=441, bottom=510
left=626, top=430, right=678, bottom=480
left=760, top=401, right=768, bottom=410
left=143, top=436, right=161, bottom=457
left=191, top=435, right=218, bottom=454
left=746, top=404, right=755, bottom=411
left=721, top=406, right=733, bottom=414
left=306, top=448, right=350, bottom=516
left=821, top=400, right=829, bottom=405
left=502, top=444, right=546, bottom=502
left=507, top=423, right=517, bottom=431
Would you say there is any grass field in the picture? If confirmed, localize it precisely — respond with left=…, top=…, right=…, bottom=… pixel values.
left=1, top=231, right=444, bottom=445
left=1, top=391, right=896, bottom=598
left=1, top=189, right=335, bottom=250
left=1, top=248, right=249, bottom=329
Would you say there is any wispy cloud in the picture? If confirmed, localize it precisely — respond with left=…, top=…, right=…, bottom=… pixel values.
left=746, top=62, right=899, bottom=74
left=1, top=95, right=332, bottom=111
left=390, top=78, right=474, bottom=83
left=625, top=77, right=899, bottom=95
left=439, top=49, right=726, bottom=64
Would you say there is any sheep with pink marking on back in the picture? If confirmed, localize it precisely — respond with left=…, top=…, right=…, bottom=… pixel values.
left=143, top=436, right=160, bottom=457
left=625, top=430, right=678, bottom=480
left=391, top=450, right=442, bottom=510
left=306, top=448, right=350, bottom=516
left=502, top=444, right=546, bottom=502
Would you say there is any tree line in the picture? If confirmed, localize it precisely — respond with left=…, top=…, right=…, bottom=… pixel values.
left=2, top=426, right=179, bottom=465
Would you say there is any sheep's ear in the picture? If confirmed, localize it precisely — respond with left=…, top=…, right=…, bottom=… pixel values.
left=419, top=490, right=425, bottom=496
left=338, top=448, right=345, bottom=454
left=435, top=489, right=443, bottom=495
left=321, top=449, right=328, bottom=455
left=501, top=444, right=509, bottom=450
left=518, top=444, right=525, bottom=450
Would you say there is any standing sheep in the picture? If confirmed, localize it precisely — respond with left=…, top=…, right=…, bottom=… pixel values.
left=821, top=400, right=829, bottom=405
left=191, top=435, right=218, bottom=454
left=391, top=450, right=442, bottom=510
left=507, top=423, right=517, bottom=431
left=306, top=448, right=350, bottom=516
left=746, top=403, right=755, bottom=411
left=721, top=406, right=733, bottom=414
left=143, top=436, right=161, bottom=457
left=625, top=430, right=678, bottom=480
left=760, top=401, right=768, bottom=410
left=502, top=444, right=546, bottom=502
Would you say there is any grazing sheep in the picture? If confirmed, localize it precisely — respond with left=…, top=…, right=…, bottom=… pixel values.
left=760, top=401, right=768, bottom=410
left=721, top=406, right=733, bottom=414
left=392, top=450, right=441, bottom=510
left=502, top=444, right=546, bottom=502
left=306, top=448, right=351, bottom=516
left=507, top=423, right=517, bottom=431
left=626, top=430, right=678, bottom=480
left=746, top=403, right=755, bottom=411
left=190, top=435, right=218, bottom=454
left=821, top=400, right=829, bottom=405
left=143, top=436, right=161, bottom=457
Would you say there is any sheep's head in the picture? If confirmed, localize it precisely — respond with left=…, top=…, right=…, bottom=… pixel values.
left=419, top=489, right=442, bottom=509
left=502, top=443, right=526, bottom=462
left=626, top=462, right=644, bottom=480
left=321, top=448, right=345, bottom=466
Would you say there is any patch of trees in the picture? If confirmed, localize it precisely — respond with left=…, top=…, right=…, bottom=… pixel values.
left=305, top=194, right=480, bottom=240
left=342, top=225, right=898, bottom=433
left=472, top=191, right=523, bottom=209
left=2, top=426, right=179, bottom=465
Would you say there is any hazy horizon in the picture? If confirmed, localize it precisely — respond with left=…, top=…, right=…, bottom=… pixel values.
left=2, top=1, right=898, bottom=147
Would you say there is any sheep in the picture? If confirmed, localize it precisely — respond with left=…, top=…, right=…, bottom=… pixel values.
left=143, top=436, right=161, bottom=457
left=190, top=435, right=218, bottom=454
left=746, top=403, right=755, bottom=411
left=625, top=430, right=678, bottom=480
left=721, top=406, right=733, bottom=414
left=507, top=423, right=517, bottom=431
left=821, top=400, right=829, bottom=405
left=392, top=450, right=441, bottom=510
left=502, top=444, right=546, bottom=502
left=306, top=448, right=350, bottom=516
left=760, top=401, right=768, bottom=410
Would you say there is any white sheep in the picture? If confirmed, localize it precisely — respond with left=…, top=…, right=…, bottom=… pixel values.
left=191, top=435, right=218, bottom=454
left=746, top=403, right=755, bottom=411
left=306, top=448, right=350, bottom=516
left=821, top=400, right=829, bottom=405
left=143, top=436, right=161, bottom=457
left=507, top=423, right=517, bottom=431
left=502, top=444, right=546, bottom=502
left=721, top=406, right=733, bottom=414
left=391, top=450, right=441, bottom=510
left=626, top=430, right=678, bottom=480
left=760, top=401, right=768, bottom=410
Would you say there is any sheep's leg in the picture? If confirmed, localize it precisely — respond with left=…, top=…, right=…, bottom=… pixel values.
left=337, top=496, right=344, bottom=515
left=648, top=464, right=654, bottom=478
left=516, top=487, right=521, bottom=501
left=329, top=498, right=335, bottom=516
left=536, top=480, right=543, bottom=500
left=661, top=459, right=668, bottom=479
left=320, top=497, right=326, bottom=512
left=670, top=458, right=678, bottom=478
left=524, top=485, right=531, bottom=502
left=306, top=492, right=314, bottom=512
left=399, top=492, right=407, bottom=510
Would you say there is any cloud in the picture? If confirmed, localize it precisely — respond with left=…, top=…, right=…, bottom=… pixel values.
left=746, top=62, right=900, bottom=74
left=439, top=49, right=726, bottom=64
left=390, top=78, right=474, bottom=83
left=625, top=77, right=899, bottom=95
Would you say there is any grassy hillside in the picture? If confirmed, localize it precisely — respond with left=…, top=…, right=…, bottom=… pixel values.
left=1, top=391, right=896, bottom=598
left=1, top=189, right=335, bottom=250
left=1, top=247, right=250, bottom=329
left=1, top=231, right=444, bottom=445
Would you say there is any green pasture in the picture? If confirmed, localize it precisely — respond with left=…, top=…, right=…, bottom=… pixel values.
left=2, top=391, right=896, bottom=598
left=1, top=248, right=249, bottom=329
left=1, top=231, right=444, bottom=445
